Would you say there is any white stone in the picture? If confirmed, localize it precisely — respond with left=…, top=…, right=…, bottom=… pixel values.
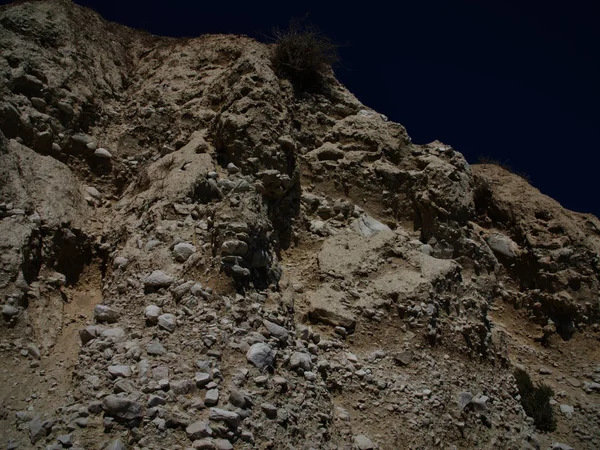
left=560, top=404, right=574, bottom=416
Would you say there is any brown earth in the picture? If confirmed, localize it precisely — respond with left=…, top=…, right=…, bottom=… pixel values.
left=0, top=1, right=598, bottom=449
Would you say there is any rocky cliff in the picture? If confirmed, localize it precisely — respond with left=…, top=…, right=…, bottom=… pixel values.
left=0, top=1, right=599, bottom=449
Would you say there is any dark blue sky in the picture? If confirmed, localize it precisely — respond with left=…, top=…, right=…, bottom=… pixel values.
left=8, top=0, right=600, bottom=216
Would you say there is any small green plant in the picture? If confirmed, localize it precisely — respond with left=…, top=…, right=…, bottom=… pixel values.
left=514, top=368, right=556, bottom=432
left=271, top=19, right=339, bottom=91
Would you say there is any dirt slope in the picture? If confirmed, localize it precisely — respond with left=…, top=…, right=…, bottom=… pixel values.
left=0, top=1, right=598, bottom=449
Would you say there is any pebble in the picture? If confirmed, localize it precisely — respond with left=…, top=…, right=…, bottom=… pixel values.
left=290, top=352, right=312, bottom=372
left=102, top=395, right=144, bottom=422
left=57, top=434, right=73, bottom=446
left=29, top=416, right=45, bottom=444
left=144, top=270, right=174, bottom=288
left=205, top=388, right=219, bottom=406
left=393, top=351, right=412, bottom=366
left=85, top=186, right=101, bottom=199
left=195, top=372, right=212, bottom=388
left=261, top=402, right=278, bottom=419
left=228, top=389, right=246, bottom=408
left=246, top=343, right=275, bottom=370
left=94, top=305, right=120, bottom=323
left=108, top=365, right=132, bottom=378
left=227, top=163, right=240, bottom=174
left=144, top=305, right=162, bottom=324
left=209, top=407, right=240, bottom=428
left=263, top=319, right=289, bottom=341
left=173, top=242, right=197, bottom=262
left=2, top=304, right=20, bottom=321
left=186, top=420, right=212, bottom=440
left=106, top=439, right=126, bottom=450
left=158, top=313, right=177, bottom=332
left=353, top=434, right=376, bottom=450
left=113, top=256, right=128, bottom=269
left=215, top=439, right=234, bottom=450
left=94, top=148, right=112, bottom=159
left=560, top=404, right=574, bottom=417
left=146, top=340, right=166, bottom=355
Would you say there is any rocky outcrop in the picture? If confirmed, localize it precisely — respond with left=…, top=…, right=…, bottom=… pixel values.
left=0, top=1, right=599, bottom=449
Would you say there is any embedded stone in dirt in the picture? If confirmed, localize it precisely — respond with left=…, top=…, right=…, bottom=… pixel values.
left=94, top=148, right=112, bottom=159
left=144, top=270, right=175, bottom=290
left=350, top=214, right=391, bottom=238
left=263, top=319, right=289, bottom=341
left=2, top=304, right=20, bottom=321
left=186, top=420, right=212, bottom=440
left=146, top=340, right=166, bottom=355
left=209, top=407, right=240, bottom=428
left=246, top=343, right=275, bottom=370
left=79, top=326, right=100, bottom=344
left=353, top=434, right=376, bottom=450
left=308, top=298, right=356, bottom=331
left=144, top=305, right=162, bottom=324
left=94, top=305, right=120, bottom=323
left=393, top=350, right=412, bottom=367
left=113, top=256, right=128, bottom=269
left=173, top=242, right=197, bottom=262
left=158, top=313, right=177, bottom=332
left=106, top=439, right=126, bottom=450
left=205, top=388, right=219, bottom=406
left=102, top=395, right=144, bottom=424
left=29, top=416, right=46, bottom=443
left=290, top=351, right=312, bottom=372
left=108, top=365, right=132, bottom=378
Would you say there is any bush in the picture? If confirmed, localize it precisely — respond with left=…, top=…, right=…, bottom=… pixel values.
left=271, top=20, right=339, bottom=91
left=514, top=368, right=556, bottom=432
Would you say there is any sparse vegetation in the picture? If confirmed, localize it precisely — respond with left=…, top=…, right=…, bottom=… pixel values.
left=476, top=155, right=531, bottom=183
left=514, top=368, right=556, bottom=432
left=271, top=19, right=339, bottom=91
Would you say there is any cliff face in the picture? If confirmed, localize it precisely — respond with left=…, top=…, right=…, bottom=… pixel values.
left=0, top=1, right=599, bottom=449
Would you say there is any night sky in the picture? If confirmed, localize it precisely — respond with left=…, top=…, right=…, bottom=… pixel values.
left=6, top=0, right=600, bottom=216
